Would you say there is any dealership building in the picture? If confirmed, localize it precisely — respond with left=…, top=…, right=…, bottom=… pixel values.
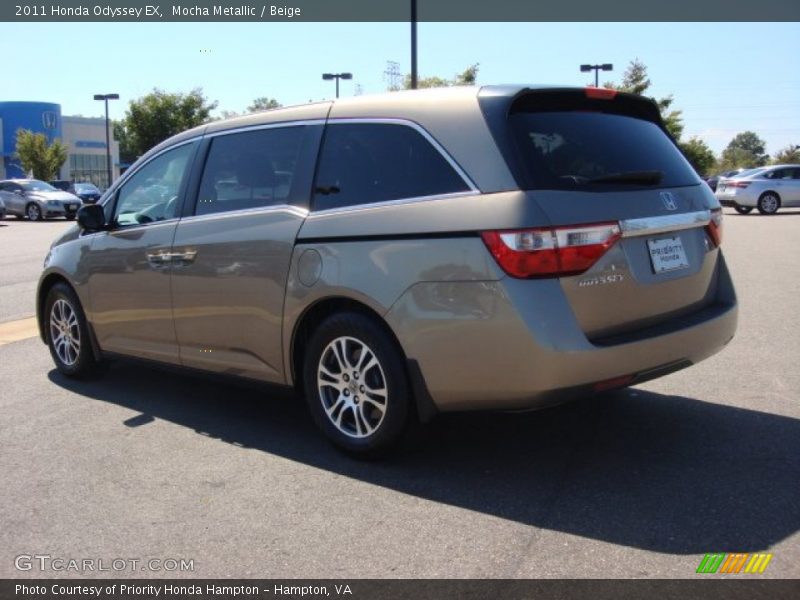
left=0, top=101, right=120, bottom=188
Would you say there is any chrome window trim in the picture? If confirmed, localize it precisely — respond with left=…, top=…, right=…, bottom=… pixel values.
left=620, top=210, right=711, bottom=238
left=180, top=204, right=309, bottom=223
left=203, top=119, right=325, bottom=139
left=308, top=190, right=481, bottom=218
left=321, top=117, right=479, bottom=192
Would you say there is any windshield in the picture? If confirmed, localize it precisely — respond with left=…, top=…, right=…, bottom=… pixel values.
left=21, top=180, right=57, bottom=192
left=509, top=111, right=699, bottom=191
left=75, top=183, right=99, bottom=192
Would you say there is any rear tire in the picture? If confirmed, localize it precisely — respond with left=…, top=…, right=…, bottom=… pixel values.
left=302, top=312, right=411, bottom=458
left=757, top=192, right=780, bottom=215
left=26, top=203, right=43, bottom=221
left=734, top=205, right=753, bottom=214
left=44, top=283, right=100, bottom=378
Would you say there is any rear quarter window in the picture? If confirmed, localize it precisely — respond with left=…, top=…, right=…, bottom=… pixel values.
left=312, top=122, right=470, bottom=211
left=509, top=111, right=699, bottom=191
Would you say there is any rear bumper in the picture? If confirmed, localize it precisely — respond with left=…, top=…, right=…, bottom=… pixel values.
left=386, top=254, right=737, bottom=412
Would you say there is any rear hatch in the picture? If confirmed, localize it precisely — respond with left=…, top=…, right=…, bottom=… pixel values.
left=479, top=87, right=723, bottom=340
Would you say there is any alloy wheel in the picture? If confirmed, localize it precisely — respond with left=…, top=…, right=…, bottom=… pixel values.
left=316, top=336, right=388, bottom=438
left=49, top=299, right=81, bottom=366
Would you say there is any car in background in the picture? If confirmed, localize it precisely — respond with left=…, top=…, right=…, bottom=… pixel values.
left=49, top=180, right=72, bottom=192
left=0, top=179, right=82, bottom=220
left=715, top=165, right=800, bottom=215
left=704, top=168, right=746, bottom=192
left=69, top=182, right=103, bottom=203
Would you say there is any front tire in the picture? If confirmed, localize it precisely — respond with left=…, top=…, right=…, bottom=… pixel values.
left=44, top=283, right=99, bottom=378
left=26, top=203, right=43, bottom=221
left=757, top=192, right=781, bottom=215
left=734, top=205, right=754, bottom=214
left=302, top=312, right=411, bottom=457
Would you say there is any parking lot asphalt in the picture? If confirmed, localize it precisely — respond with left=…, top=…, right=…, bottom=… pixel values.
left=0, top=211, right=798, bottom=579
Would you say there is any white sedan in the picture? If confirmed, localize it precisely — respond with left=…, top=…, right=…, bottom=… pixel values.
left=715, top=164, right=800, bottom=215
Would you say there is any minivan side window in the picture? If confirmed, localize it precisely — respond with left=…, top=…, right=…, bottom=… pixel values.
left=312, top=123, right=470, bottom=211
left=194, top=126, right=305, bottom=216
left=113, top=142, right=196, bottom=227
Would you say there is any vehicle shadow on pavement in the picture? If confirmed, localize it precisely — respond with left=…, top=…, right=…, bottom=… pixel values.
left=49, top=361, right=800, bottom=555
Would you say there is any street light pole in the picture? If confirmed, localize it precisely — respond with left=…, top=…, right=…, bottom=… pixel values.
left=321, top=73, right=353, bottom=99
left=93, top=93, right=119, bottom=189
left=411, top=0, right=418, bottom=89
left=580, top=63, right=613, bottom=87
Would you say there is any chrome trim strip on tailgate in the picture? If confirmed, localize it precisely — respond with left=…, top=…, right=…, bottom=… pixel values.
left=620, top=210, right=710, bottom=238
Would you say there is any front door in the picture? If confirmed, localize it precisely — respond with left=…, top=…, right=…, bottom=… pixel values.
left=86, top=141, right=198, bottom=364
left=171, top=125, right=317, bottom=382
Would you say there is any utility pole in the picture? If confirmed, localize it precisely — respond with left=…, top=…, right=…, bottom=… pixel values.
left=410, top=0, right=418, bottom=89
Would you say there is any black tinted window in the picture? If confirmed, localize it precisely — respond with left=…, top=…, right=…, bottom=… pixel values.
left=509, top=112, right=699, bottom=190
left=313, top=123, right=469, bottom=211
left=195, top=127, right=304, bottom=216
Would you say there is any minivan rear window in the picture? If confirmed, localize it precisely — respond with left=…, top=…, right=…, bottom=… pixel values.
left=509, top=111, right=699, bottom=191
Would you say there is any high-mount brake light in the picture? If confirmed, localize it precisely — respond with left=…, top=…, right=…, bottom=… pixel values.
left=481, top=222, right=621, bottom=278
left=585, top=87, right=617, bottom=100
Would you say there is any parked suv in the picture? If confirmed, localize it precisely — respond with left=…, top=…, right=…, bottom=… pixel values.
left=37, top=86, right=738, bottom=456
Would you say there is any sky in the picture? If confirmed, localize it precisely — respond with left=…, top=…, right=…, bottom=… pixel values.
left=2, top=21, right=799, bottom=156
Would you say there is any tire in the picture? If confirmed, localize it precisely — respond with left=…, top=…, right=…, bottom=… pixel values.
left=26, top=203, right=43, bottom=221
left=302, top=312, right=411, bottom=457
left=734, top=205, right=754, bottom=214
left=44, top=283, right=100, bottom=378
left=757, top=192, right=781, bottom=215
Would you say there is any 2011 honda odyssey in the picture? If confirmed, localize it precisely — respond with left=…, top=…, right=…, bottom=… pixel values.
left=37, top=86, right=738, bottom=456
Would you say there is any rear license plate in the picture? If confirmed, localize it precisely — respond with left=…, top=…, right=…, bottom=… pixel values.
left=647, top=236, right=689, bottom=274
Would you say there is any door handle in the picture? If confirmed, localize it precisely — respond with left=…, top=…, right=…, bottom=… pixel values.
left=171, top=249, right=197, bottom=265
left=146, top=250, right=196, bottom=269
left=146, top=252, right=173, bottom=268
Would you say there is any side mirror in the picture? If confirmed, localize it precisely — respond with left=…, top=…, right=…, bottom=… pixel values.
left=77, top=204, right=106, bottom=231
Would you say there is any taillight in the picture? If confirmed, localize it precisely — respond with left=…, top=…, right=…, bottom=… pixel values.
left=481, top=223, right=621, bottom=278
left=727, top=181, right=751, bottom=188
left=707, top=208, right=723, bottom=247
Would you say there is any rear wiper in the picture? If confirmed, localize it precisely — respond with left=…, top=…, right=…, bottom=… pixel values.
left=586, top=170, right=663, bottom=185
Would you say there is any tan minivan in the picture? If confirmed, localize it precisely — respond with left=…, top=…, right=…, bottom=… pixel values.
left=37, top=86, right=737, bottom=456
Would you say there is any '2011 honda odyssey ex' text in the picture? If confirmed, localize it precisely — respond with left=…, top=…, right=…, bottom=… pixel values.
left=37, top=85, right=737, bottom=456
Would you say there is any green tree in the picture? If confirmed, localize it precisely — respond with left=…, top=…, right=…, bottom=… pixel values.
left=247, top=97, right=281, bottom=112
left=14, top=129, right=68, bottom=180
left=112, top=120, right=137, bottom=166
left=679, top=137, right=716, bottom=176
left=394, top=63, right=480, bottom=90
left=121, top=88, right=218, bottom=157
left=719, top=131, right=769, bottom=170
left=770, top=144, right=800, bottom=165
left=605, top=59, right=683, bottom=140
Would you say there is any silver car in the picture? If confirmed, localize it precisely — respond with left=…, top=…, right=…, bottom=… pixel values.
left=0, top=179, right=83, bottom=221
left=37, top=86, right=738, bottom=456
left=715, top=164, right=800, bottom=214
